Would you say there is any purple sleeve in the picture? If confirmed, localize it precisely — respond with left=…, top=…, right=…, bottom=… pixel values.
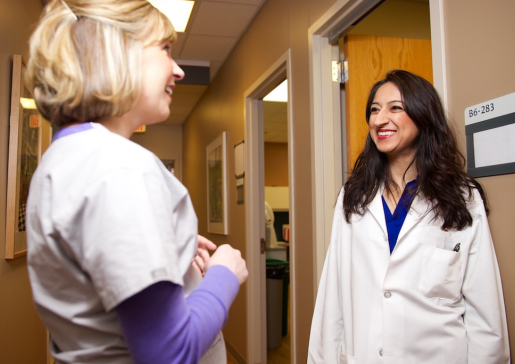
left=115, top=265, right=239, bottom=364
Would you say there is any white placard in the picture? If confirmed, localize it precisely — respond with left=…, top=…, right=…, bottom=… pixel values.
left=465, top=91, right=515, bottom=126
left=473, top=124, right=515, bottom=168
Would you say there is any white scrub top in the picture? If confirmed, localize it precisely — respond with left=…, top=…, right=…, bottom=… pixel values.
left=27, top=123, right=200, bottom=363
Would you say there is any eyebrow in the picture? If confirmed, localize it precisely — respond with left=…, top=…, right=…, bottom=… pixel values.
left=371, top=100, right=403, bottom=106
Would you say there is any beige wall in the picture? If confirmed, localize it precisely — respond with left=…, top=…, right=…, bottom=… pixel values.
left=0, top=0, right=48, bottom=362
left=444, top=0, right=515, bottom=357
left=264, top=143, right=288, bottom=187
left=131, top=124, right=183, bottom=180
left=183, top=44, right=250, bottom=358
left=181, top=0, right=341, bottom=361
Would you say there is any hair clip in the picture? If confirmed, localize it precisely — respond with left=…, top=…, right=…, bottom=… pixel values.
left=60, top=0, right=78, bottom=21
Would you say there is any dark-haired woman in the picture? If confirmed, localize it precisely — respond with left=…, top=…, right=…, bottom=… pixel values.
left=308, top=70, right=510, bottom=363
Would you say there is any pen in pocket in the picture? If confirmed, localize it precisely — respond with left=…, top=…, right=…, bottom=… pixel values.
left=452, top=243, right=460, bottom=252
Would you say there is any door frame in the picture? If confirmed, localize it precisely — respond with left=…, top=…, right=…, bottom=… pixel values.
left=244, top=50, right=294, bottom=364
left=308, top=0, right=448, bottom=286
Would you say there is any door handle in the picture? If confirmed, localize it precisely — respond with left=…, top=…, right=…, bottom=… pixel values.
left=260, top=238, right=266, bottom=254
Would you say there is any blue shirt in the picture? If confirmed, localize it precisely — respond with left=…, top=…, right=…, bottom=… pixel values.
left=382, top=179, right=417, bottom=254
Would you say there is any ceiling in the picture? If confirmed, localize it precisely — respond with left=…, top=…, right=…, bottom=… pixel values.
left=264, top=101, right=288, bottom=143
left=40, top=0, right=267, bottom=126
left=169, top=0, right=267, bottom=125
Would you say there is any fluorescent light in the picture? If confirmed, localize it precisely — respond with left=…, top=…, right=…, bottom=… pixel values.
left=263, top=80, right=288, bottom=102
left=149, top=0, right=194, bottom=32
left=20, top=97, right=37, bottom=109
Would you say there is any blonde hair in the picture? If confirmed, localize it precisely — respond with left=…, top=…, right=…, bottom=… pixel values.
left=25, top=0, right=177, bottom=127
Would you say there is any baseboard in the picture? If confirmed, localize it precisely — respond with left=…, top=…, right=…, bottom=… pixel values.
left=226, top=339, right=246, bottom=364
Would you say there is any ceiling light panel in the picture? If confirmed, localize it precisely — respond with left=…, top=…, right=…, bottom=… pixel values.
left=20, top=97, right=37, bottom=109
left=149, top=0, right=195, bottom=32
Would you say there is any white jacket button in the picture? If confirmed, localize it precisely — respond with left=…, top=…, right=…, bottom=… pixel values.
left=379, top=349, right=383, bottom=356
left=384, top=291, right=392, bottom=298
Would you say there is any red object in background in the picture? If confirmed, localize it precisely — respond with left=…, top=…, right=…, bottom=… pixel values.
left=282, top=224, right=290, bottom=241
left=29, top=114, right=40, bottom=128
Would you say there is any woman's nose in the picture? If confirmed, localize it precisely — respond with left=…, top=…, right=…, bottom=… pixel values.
left=373, top=109, right=389, bottom=126
left=172, top=60, right=185, bottom=81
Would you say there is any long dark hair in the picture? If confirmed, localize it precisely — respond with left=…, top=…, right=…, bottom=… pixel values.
left=343, top=70, right=487, bottom=230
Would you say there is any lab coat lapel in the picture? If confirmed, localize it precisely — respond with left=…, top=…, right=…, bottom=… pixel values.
left=367, top=188, right=388, bottom=236
left=397, top=194, right=431, bottom=242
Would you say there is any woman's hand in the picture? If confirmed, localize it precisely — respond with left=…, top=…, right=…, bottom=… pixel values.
left=192, top=235, right=217, bottom=276
left=207, top=244, right=248, bottom=285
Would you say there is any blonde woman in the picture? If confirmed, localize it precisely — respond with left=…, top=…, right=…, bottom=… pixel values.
left=25, top=1, right=247, bottom=363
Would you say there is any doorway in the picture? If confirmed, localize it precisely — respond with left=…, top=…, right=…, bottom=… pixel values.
left=339, top=0, right=433, bottom=172
left=244, top=50, right=294, bottom=364
left=309, top=0, right=445, bottom=285
left=263, top=81, right=291, bottom=364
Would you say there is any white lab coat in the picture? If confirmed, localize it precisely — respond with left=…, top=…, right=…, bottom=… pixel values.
left=308, top=186, right=510, bottom=364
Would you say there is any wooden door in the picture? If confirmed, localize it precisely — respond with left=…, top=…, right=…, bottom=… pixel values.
left=343, top=34, right=433, bottom=170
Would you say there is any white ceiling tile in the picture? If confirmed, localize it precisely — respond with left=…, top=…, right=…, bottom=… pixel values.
left=190, top=2, right=258, bottom=37
left=156, top=0, right=267, bottom=124
left=264, top=130, right=288, bottom=143
left=171, top=33, right=186, bottom=58
left=264, top=129, right=281, bottom=139
left=264, top=99, right=287, bottom=142
left=264, top=121, right=287, bottom=132
left=180, top=35, right=238, bottom=61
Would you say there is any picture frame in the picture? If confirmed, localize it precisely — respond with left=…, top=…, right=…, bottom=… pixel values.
left=234, top=140, right=245, bottom=179
left=5, top=55, right=43, bottom=259
left=161, top=159, right=176, bottom=175
left=206, top=132, right=228, bottom=234
left=160, top=158, right=182, bottom=181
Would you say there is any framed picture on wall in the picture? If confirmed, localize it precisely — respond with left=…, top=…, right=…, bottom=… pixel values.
left=160, top=158, right=182, bottom=181
left=5, top=55, right=44, bottom=259
left=161, top=159, right=175, bottom=175
left=206, top=132, right=228, bottom=235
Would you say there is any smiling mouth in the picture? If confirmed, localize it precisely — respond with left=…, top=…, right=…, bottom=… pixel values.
left=165, top=86, right=173, bottom=96
left=378, top=130, right=395, bottom=137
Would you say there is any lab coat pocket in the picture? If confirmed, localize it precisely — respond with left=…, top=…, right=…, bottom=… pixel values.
left=418, top=244, right=463, bottom=301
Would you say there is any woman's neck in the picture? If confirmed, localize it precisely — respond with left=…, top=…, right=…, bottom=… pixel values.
left=98, top=115, right=139, bottom=139
left=383, top=155, right=417, bottom=213
left=388, top=154, right=417, bottom=190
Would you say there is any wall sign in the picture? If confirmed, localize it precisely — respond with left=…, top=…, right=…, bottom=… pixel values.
left=465, top=91, right=515, bottom=177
